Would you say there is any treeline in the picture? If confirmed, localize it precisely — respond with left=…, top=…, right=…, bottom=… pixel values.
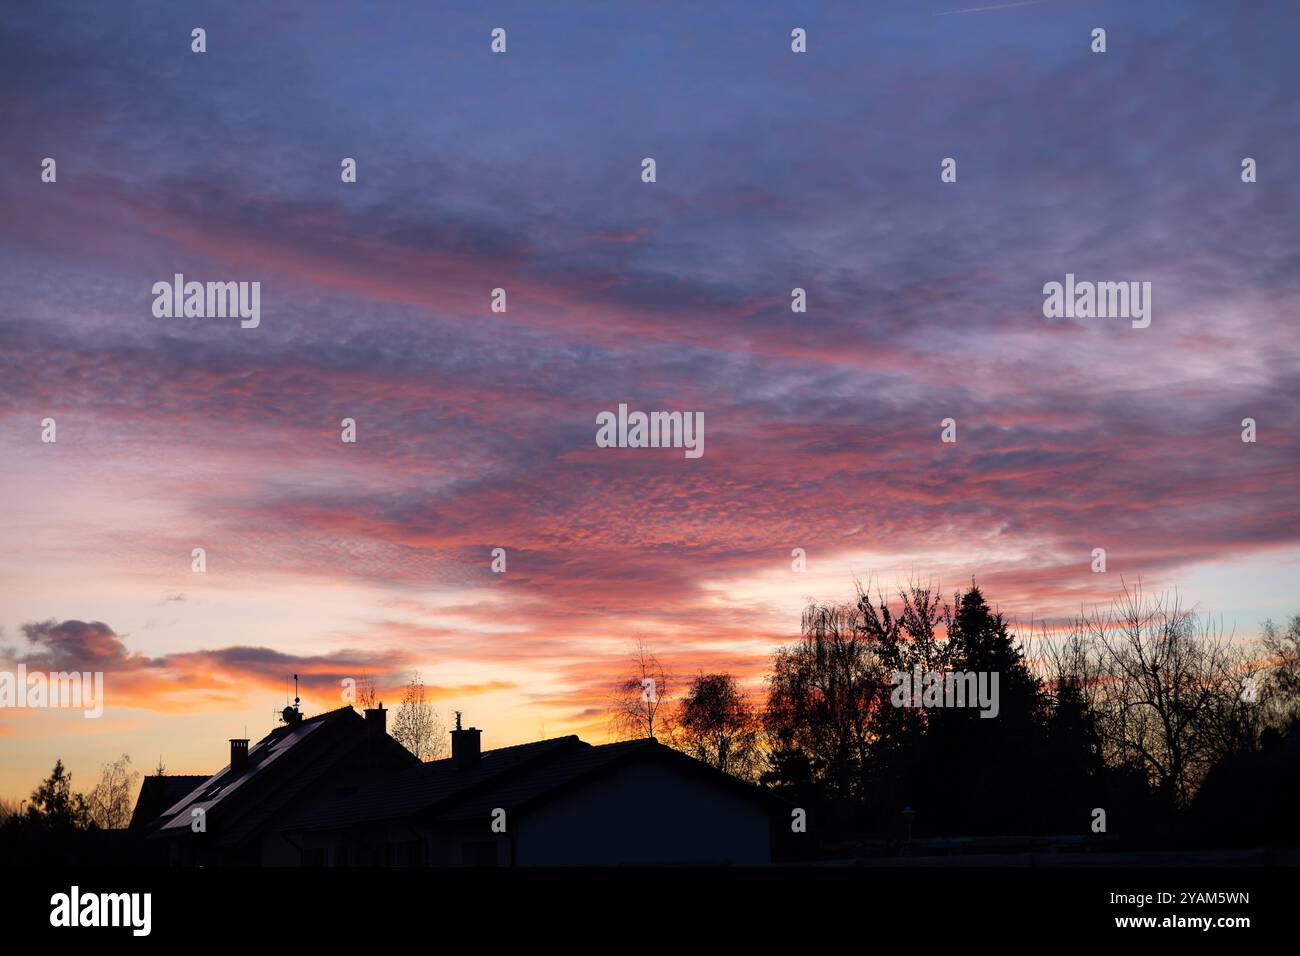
left=0, top=754, right=141, bottom=865
left=613, top=581, right=1300, bottom=849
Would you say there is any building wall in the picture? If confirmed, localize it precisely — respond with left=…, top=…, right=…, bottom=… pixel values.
left=295, top=819, right=501, bottom=867
left=513, top=760, right=771, bottom=865
left=289, top=756, right=773, bottom=867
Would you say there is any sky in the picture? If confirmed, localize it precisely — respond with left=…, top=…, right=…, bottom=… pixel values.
left=1, top=0, right=1298, bottom=802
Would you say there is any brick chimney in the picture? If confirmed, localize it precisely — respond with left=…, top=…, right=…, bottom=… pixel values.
left=450, top=711, right=480, bottom=769
left=364, top=703, right=386, bottom=735
left=229, top=738, right=249, bottom=772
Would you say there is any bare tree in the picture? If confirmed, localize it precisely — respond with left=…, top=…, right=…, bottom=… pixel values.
left=608, top=638, right=672, bottom=740
left=86, top=753, right=140, bottom=830
left=1084, top=583, right=1245, bottom=806
left=1036, top=622, right=1108, bottom=719
left=1260, top=613, right=1300, bottom=732
left=357, top=672, right=380, bottom=710
left=392, top=672, right=448, bottom=761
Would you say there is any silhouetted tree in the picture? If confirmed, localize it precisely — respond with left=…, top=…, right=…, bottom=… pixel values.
left=86, top=753, right=139, bottom=830
left=905, top=585, right=1047, bottom=833
left=1087, top=584, right=1243, bottom=807
left=760, top=576, right=1300, bottom=848
left=1261, top=613, right=1300, bottom=732
left=676, top=673, right=760, bottom=779
left=1037, top=629, right=1109, bottom=817
left=1191, top=723, right=1300, bottom=848
left=608, top=638, right=672, bottom=740
left=764, top=603, right=880, bottom=806
left=25, top=759, right=91, bottom=829
left=856, top=582, right=945, bottom=818
left=392, top=672, right=447, bottom=760
left=356, top=672, right=380, bottom=710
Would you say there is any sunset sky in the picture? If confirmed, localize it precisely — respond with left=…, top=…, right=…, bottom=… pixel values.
left=2, top=0, right=1298, bottom=802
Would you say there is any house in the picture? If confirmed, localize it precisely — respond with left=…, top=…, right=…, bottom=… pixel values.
left=140, top=703, right=419, bottom=865
left=127, top=773, right=211, bottom=864
left=129, top=774, right=211, bottom=835
left=283, top=717, right=780, bottom=866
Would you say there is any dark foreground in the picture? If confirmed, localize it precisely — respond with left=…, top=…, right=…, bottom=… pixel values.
left=4, top=858, right=1287, bottom=942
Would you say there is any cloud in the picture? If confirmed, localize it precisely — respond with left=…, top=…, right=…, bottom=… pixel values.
left=3, top=619, right=420, bottom=714
left=1, top=0, right=1298, bottom=762
left=12, top=620, right=147, bottom=673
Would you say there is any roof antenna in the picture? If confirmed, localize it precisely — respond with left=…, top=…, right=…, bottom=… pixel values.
left=279, top=673, right=303, bottom=727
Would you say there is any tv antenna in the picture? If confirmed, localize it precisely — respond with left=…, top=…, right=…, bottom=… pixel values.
left=274, top=674, right=303, bottom=725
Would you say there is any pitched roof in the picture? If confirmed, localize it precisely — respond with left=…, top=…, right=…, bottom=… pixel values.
left=151, top=706, right=415, bottom=846
left=129, top=774, right=211, bottom=832
left=285, top=734, right=585, bottom=832
left=286, top=735, right=783, bottom=833
left=435, top=738, right=783, bottom=821
left=434, top=739, right=648, bottom=821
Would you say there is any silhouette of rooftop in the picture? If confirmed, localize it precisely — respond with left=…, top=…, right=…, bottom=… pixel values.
left=150, top=706, right=414, bottom=846
left=287, top=734, right=587, bottom=831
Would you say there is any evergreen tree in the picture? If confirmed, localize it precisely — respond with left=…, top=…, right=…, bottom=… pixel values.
left=26, top=759, right=92, bottom=829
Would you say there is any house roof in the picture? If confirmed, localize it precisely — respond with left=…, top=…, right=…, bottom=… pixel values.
left=286, top=735, right=783, bottom=833
left=433, top=739, right=649, bottom=822
left=151, top=706, right=416, bottom=846
left=129, top=774, right=211, bottom=833
left=285, top=734, right=586, bottom=832
left=435, top=738, right=784, bottom=822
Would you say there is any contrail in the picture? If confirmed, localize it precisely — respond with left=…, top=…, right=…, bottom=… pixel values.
left=936, top=0, right=1053, bottom=15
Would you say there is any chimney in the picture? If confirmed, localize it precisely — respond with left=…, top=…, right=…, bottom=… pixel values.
left=230, top=738, right=249, bottom=772
left=364, top=703, right=386, bottom=735
left=450, top=711, right=481, bottom=769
